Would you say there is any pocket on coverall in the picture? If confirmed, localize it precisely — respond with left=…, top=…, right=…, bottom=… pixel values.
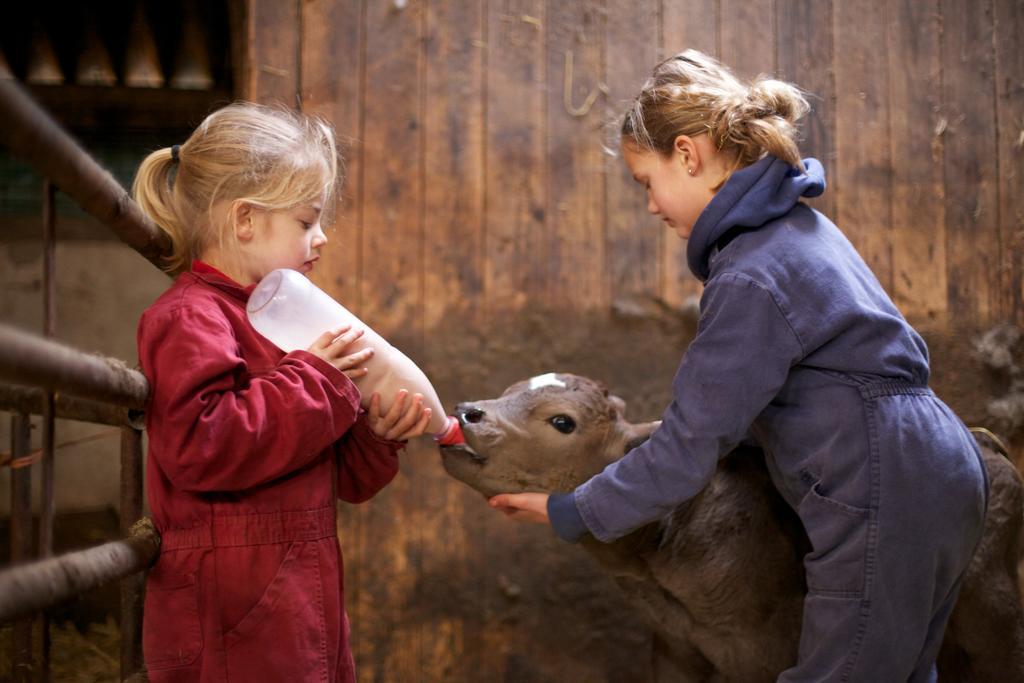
left=798, top=482, right=869, bottom=597
left=143, top=568, right=203, bottom=671
left=223, top=541, right=328, bottom=679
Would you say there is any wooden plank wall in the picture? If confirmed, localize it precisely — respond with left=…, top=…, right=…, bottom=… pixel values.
left=244, top=0, right=1024, bottom=679
left=247, top=0, right=1024, bottom=330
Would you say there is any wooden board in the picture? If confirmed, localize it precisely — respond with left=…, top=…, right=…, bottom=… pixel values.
left=720, top=0, right=776, bottom=81
left=359, top=0, right=424, bottom=338
left=545, top=1, right=605, bottom=308
left=246, top=0, right=300, bottom=105
left=661, top=0, right=716, bottom=58
left=887, top=0, right=947, bottom=323
left=941, top=0, right=999, bottom=323
left=994, top=0, right=1024, bottom=322
left=775, top=0, right=836, bottom=220
left=833, top=0, right=893, bottom=291
left=484, top=1, right=547, bottom=313
left=422, top=1, right=486, bottom=329
left=605, top=0, right=661, bottom=302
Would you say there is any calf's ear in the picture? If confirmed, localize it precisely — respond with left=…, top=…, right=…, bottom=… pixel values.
left=622, top=421, right=660, bottom=455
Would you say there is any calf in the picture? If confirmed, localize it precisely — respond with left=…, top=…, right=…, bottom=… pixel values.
left=441, top=373, right=1024, bottom=681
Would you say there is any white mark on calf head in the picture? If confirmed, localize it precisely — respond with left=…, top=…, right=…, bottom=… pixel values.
left=528, top=373, right=566, bottom=391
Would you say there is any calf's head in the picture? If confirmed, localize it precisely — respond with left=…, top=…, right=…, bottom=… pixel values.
left=440, top=373, right=659, bottom=498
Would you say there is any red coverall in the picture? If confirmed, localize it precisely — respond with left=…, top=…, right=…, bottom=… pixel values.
left=137, top=262, right=402, bottom=682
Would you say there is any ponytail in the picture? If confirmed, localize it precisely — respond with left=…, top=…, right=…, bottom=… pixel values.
left=711, top=77, right=808, bottom=169
left=132, top=147, right=194, bottom=274
left=621, top=50, right=810, bottom=181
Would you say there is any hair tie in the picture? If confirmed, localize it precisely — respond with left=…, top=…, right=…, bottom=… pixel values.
left=171, top=145, right=181, bottom=164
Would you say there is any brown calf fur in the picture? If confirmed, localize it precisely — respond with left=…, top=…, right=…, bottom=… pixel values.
left=441, top=373, right=1024, bottom=681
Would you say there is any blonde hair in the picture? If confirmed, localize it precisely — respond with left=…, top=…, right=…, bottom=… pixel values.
left=621, top=50, right=809, bottom=182
left=132, top=102, right=340, bottom=274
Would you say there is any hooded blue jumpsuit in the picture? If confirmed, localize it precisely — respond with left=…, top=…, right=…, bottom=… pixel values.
left=548, top=155, right=988, bottom=681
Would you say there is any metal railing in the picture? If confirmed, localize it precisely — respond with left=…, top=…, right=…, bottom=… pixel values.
left=0, top=77, right=170, bottom=682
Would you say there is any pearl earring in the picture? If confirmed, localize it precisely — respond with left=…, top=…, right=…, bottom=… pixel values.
left=688, top=168, right=695, bottom=176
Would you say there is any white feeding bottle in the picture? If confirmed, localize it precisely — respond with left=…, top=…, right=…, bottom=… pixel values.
left=246, top=268, right=461, bottom=445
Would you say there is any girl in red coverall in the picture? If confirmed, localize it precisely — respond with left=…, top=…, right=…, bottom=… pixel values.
left=132, top=102, right=431, bottom=682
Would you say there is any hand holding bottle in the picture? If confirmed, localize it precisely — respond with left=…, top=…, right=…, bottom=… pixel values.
left=307, top=324, right=373, bottom=380
left=247, top=268, right=461, bottom=443
left=366, top=390, right=432, bottom=441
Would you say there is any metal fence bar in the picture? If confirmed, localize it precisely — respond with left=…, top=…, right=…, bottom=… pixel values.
left=0, top=384, right=143, bottom=429
left=0, top=519, right=160, bottom=625
left=0, top=75, right=165, bottom=682
left=40, top=179, right=57, bottom=560
left=10, top=413, right=34, bottom=683
left=0, top=79, right=172, bottom=270
left=119, top=427, right=146, bottom=678
left=39, top=178, right=57, bottom=681
left=0, top=324, right=148, bottom=409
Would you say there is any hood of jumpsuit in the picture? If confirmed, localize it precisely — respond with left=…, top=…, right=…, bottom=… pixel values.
left=686, top=155, right=827, bottom=281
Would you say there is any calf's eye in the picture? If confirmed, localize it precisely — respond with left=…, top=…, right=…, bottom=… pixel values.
left=549, top=415, right=576, bottom=434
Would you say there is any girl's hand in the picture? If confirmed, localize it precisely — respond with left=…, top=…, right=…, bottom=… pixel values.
left=488, top=493, right=550, bottom=525
left=307, top=325, right=373, bottom=380
left=367, top=391, right=432, bottom=441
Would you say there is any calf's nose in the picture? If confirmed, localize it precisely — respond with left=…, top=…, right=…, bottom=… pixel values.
left=457, top=405, right=485, bottom=426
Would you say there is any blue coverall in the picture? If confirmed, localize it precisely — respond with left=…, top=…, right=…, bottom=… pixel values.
left=549, top=155, right=988, bottom=681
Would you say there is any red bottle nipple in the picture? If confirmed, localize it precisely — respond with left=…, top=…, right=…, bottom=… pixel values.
left=433, top=416, right=465, bottom=446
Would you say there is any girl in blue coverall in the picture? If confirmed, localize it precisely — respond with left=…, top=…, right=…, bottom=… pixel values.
left=490, top=50, right=988, bottom=681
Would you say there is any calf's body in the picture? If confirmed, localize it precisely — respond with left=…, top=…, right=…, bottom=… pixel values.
left=441, top=374, right=1024, bottom=681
